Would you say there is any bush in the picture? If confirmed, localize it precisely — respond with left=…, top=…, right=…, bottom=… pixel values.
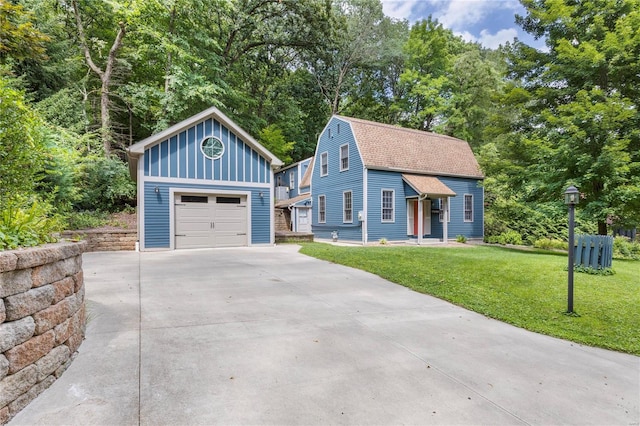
left=65, top=211, right=109, bottom=230
left=75, top=156, right=136, bottom=212
left=456, top=235, right=467, bottom=243
left=613, top=236, right=640, bottom=260
left=485, top=230, right=523, bottom=245
left=533, top=238, right=567, bottom=251
left=0, top=198, right=63, bottom=250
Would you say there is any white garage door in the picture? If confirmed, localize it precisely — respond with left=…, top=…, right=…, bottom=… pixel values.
left=175, top=194, right=248, bottom=249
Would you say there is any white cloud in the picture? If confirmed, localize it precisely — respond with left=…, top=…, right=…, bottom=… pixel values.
left=438, top=0, right=493, bottom=29
left=477, top=28, right=518, bottom=49
left=381, top=0, right=418, bottom=20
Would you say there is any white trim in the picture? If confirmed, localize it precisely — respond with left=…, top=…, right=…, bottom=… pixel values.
left=141, top=175, right=271, bottom=188
left=270, top=168, right=275, bottom=245
left=128, top=106, right=283, bottom=167
left=464, top=193, right=474, bottom=222
left=362, top=167, right=368, bottom=245
left=343, top=190, right=353, bottom=223
left=339, top=143, right=349, bottom=172
left=381, top=189, right=395, bottom=223
left=289, top=170, right=295, bottom=190
left=367, top=165, right=484, bottom=180
left=318, top=194, right=326, bottom=223
left=137, top=154, right=145, bottom=250
left=320, top=151, right=328, bottom=177
left=200, top=135, right=225, bottom=160
left=169, top=187, right=252, bottom=250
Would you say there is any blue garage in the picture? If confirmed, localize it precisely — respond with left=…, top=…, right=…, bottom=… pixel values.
left=127, top=107, right=283, bottom=251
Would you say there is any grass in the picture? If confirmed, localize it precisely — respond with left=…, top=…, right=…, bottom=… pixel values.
left=298, top=243, right=640, bottom=355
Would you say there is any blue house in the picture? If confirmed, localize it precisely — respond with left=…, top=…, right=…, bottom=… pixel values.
left=310, top=116, right=484, bottom=244
left=274, top=157, right=313, bottom=233
left=127, top=107, right=283, bottom=250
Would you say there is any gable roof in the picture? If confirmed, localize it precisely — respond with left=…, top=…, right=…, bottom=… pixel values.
left=402, top=174, right=456, bottom=197
left=335, top=116, right=483, bottom=179
left=299, top=156, right=314, bottom=188
left=128, top=106, right=283, bottom=167
left=275, top=192, right=311, bottom=209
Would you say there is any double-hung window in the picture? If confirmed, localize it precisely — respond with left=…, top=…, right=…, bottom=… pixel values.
left=340, top=144, right=349, bottom=171
left=320, top=152, right=328, bottom=176
left=289, top=171, right=295, bottom=190
left=381, top=190, right=394, bottom=222
left=318, top=195, right=326, bottom=223
left=343, top=191, right=352, bottom=223
left=464, top=194, right=473, bottom=222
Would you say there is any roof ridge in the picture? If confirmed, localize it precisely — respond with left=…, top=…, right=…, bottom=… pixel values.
left=335, top=115, right=464, bottom=143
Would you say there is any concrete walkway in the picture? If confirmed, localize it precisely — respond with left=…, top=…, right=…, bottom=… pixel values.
left=10, top=245, right=640, bottom=425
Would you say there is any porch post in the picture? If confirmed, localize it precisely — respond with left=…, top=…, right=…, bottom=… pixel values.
left=442, top=197, right=449, bottom=244
left=417, top=197, right=424, bottom=245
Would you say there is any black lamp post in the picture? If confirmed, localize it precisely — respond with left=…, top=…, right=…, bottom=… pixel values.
left=564, top=185, right=579, bottom=313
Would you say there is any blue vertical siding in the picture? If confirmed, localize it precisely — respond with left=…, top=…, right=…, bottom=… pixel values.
left=143, top=181, right=273, bottom=248
left=311, top=117, right=364, bottom=241
left=143, top=117, right=272, bottom=184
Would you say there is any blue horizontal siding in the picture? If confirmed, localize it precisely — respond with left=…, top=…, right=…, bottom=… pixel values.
left=144, top=117, right=271, bottom=184
left=366, top=170, right=408, bottom=242
left=311, top=117, right=364, bottom=241
left=143, top=181, right=272, bottom=249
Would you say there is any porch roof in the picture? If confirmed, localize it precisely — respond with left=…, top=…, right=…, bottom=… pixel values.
left=402, top=174, right=456, bottom=198
left=275, top=193, right=311, bottom=209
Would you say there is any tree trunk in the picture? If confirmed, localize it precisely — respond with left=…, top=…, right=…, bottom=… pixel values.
left=598, top=220, right=608, bottom=236
left=72, top=0, right=126, bottom=156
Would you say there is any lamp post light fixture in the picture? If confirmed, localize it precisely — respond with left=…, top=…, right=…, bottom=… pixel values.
left=564, top=185, right=579, bottom=313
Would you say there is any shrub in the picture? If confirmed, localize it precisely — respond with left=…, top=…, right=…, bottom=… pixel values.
left=65, top=211, right=109, bottom=230
left=0, top=198, right=63, bottom=250
left=534, top=238, right=567, bottom=251
left=75, top=156, right=136, bottom=212
left=485, top=230, right=523, bottom=245
left=456, top=235, right=467, bottom=243
left=613, top=236, right=640, bottom=260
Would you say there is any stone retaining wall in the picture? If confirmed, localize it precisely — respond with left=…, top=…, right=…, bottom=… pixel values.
left=61, top=229, right=136, bottom=252
left=0, top=242, right=87, bottom=424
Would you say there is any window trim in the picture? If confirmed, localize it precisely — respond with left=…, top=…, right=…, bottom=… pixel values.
left=339, top=143, right=349, bottom=172
left=464, top=194, right=474, bottom=222
left=381, top=189, right=395, bottom=223
left=343, top=190, right=353, bottom=223
left=289, top=170, right=295, bottom=190
left=320, top=152, right=328, bottom=177
left=439, top=198, right=451, bottom=223
left=318, top=195, right=326, bottom=223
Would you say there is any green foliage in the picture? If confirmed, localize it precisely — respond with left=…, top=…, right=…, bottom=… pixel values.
left=455, top=235, right=467, bottom=243
left=573, top=265, right=615, bottom=276
left=613, top=236, right=640, bottom=260
left=65, top=211, right=109, bottom=231
left=0, top=198, right=62, bottom=250
left=0, top=1, right=50, bottom=63
left=0, top=76, right=46, bottom=206
left=258, top=124, right=294, bottom=165
left=534, top=238, right=567, bottom=251
left=485, top=230, right=523, bottom=245
left=75, top=157, right=136, bottom=212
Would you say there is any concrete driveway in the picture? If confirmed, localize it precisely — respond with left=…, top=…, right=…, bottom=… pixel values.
left=9, top=245, right=640, bottom=425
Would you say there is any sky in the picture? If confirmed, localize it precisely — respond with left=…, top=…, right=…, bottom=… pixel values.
left=381, top=0, right=547, bottom=50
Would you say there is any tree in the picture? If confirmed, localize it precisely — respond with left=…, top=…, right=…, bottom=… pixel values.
left=70, top=0, right=126, bottom=155
left=510, top=0, right=640, bottom=234
left=0, top=1, right=49, bottom=63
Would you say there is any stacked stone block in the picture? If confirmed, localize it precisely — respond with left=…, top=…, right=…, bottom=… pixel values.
left=0, top=242, right=87, bottom=424
left=61, top=230, right=136, bottom=251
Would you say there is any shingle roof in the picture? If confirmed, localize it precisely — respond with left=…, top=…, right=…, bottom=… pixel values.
left=402, top=174, right=456, bottom=197
left=336, top=116, right=484, bottom=179
left=275, top=193, right=311, bottom=209
left=299, top=157, right=313, bottom=188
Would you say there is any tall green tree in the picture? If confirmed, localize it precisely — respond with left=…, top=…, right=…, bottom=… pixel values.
left=509, top=0, right=640, bottom=234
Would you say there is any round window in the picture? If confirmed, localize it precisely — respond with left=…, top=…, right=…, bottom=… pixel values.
left=201, top=136, right=224, bottom=159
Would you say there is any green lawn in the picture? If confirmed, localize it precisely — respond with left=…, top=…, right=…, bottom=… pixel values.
left=298, top=243, right=640, bottom=355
